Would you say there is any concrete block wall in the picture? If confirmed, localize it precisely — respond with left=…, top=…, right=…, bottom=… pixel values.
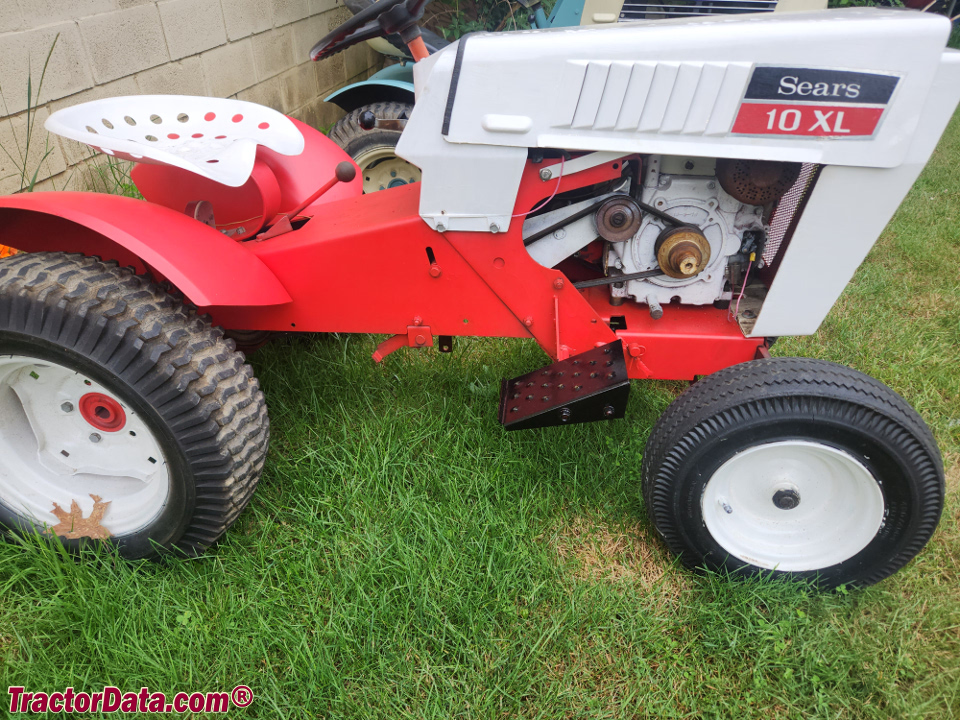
left=0, top=0, right=382, bottom=195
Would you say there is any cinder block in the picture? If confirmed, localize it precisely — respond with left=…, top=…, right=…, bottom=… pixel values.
left=278, top=62, right=318, bottom=113
left=273, top=0, right=311, bottom=28
left=18, top=0, right=116, bottom=27
left=0, top=107, right=67, bottom=195
left=0, top=24, right=95, bottom=116
left=315, top=51, right=345, bottom=94
left=343, top=43, right=371, bottom=83
left=118, top=0, right=158, bottom=8
left=290, top=14, right=326, bottom=61
left=309, top=0, right=340, bottom=14
left=79, top=5, right=170, bottom=84
left=237, top=76, right=285, bottom=112
left=136, top=57, right=208, bottom=96
left=252, top=26, right=296, bottom=81
left=220, top=0, right=273, bottom=41
left=201, top=38, right=257, bottom=97
left=158, top=0, right=228, bottom=61
left=0, top=3, right=23, bottom=34
left=47, top=75, right=142, bottom=166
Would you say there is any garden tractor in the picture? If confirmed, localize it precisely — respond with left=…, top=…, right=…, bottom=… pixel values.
left=0, top=5, right=956, bottom=589
left=325, top=0, right=814, bottom=193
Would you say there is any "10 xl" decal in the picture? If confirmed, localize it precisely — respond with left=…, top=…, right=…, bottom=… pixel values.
left=732, top=103, right=886, bottom=137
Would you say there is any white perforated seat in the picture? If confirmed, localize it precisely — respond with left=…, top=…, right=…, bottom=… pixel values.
left=45, top=95, right=305, bottom=187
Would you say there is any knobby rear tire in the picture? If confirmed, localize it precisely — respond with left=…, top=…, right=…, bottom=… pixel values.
left=0, top=252, right=268, bottom=559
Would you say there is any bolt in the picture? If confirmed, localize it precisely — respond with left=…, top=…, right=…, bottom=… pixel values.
left=542, top=396, right=550, bottom=402
left=61, top=402, right=74, bottom=413
left=707, top=181, right=716, bottom=189
left=523, top=316, right=534, bottom=328
left=539, top=168, right=553, bottom=181
left=429, top=264, right=442, bottom=278
left=553, top=278, right=565, bottom=291
left=89, top=433, right=102, bottom=443
left=415, top=334, right=426, bottom=346
left=610, top=211, right=627, bottom=228
left=553, top=228, right=566, bottom=240
left=413, top=316, right=423, bottom=326
left=436, top=222, right=446, bottom=232
left=773, top=488, right=801, bottom=510
left=603, top=405, right=615, bottom=418
left=684, top=160, right=695, bottom=170
left=489, top=223, right=500, bottom=233
left=511, top=407, right=519, bottom=413
left=559, top=408, right=572, bottom=422
left=526, top=394, right=534, bottom=400
left=628, top=344, right=645, bottom=357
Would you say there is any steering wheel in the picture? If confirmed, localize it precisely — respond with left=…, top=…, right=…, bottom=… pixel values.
left=310, top=0, right=433, bottom=61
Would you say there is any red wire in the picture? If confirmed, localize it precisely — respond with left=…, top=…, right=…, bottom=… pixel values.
left=513, top=156, right=565, bottom=218
left=733, top=259, right=752, bottom=321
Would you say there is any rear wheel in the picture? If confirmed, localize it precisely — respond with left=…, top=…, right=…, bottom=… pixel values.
left=0, top=252, right=268, bottom=559
left=642, top=358, right=944, bottom=588
left=329, top=101, right=421, bottom=194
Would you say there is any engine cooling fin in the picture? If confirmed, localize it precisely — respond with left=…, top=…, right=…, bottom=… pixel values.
left=498, top=341, right=630, bottom=431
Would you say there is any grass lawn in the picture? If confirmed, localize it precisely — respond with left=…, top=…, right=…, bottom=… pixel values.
left=1, top=112, right=958, bottom=719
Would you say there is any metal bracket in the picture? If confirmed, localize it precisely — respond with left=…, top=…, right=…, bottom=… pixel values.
left=372, top=325, right=434, bottom=363
left=539, top=151, right=630, bottom=182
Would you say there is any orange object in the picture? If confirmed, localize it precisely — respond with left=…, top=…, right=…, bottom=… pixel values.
left=407, top=35, right=429, bottom=62
left=0, top=245, right=17, bottom=258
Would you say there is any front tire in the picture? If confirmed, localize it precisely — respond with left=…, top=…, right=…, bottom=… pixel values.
left=642, top=358, right=943, bottom=588
left=328, top=101, right=421, bottom=194
left=0, top=253, right=268, bottom=559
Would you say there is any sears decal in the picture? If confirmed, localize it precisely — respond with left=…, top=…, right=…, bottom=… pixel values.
left=732, top=67, right=900, bottom=138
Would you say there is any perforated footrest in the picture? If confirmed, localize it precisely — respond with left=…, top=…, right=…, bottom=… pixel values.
left=498, top=341, right=630, bottom=431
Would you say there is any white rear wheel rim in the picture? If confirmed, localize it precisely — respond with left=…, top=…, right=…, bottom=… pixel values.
left=701, top=440, right=884, bottom=572
left=0, top=355, right=171, bottom=538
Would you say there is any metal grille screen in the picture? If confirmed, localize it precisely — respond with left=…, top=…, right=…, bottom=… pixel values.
left=763, top=162, right=819, bottom=266
left=618, top=0, right=777, bottom=22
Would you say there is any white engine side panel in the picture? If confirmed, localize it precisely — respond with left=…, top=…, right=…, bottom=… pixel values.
left=398, top=9, right=953, bottom=233
left=442, top=10, right=947, bottom=167
left=396, top=49, right=528, bottom=232
left=750, top=50, right=960, bottom=337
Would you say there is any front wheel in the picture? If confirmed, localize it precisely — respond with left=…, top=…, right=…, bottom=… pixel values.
left=328, top=101, right=421, bottom=194
left=642, top=358, right=944, bottom=588
left=0, top=253, right=269, bottom=559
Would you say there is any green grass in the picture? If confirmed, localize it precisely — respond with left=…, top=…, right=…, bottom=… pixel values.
left=2, top=114, right=959, bottom=719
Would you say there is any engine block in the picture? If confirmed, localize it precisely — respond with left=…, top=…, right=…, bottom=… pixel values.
left=606, top=156, right=764, bottom=306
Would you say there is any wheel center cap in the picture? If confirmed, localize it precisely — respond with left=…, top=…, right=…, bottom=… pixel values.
left=79, top=392, right=126, bottom=432
left=772, top=487, right=801, bottom=510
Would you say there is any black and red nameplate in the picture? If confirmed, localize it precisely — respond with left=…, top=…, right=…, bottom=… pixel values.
left=733, top=67, right=900, bottom=138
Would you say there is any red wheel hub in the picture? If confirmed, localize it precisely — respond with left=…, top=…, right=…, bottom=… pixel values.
left=79, top=392, right=126, bottom=432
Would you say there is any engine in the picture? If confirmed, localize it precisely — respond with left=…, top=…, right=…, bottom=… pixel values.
left=603, top=155, right=800, bottom=312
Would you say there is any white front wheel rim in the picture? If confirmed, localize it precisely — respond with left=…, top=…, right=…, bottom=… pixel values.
left=0, top=355, right=171, bottom=538
left=701, top=440, right=885, bottom=572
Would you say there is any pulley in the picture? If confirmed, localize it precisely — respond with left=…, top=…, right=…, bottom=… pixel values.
left=595, top=196, right=642, bottom=243
left=655, top=226, right=711, bottom=279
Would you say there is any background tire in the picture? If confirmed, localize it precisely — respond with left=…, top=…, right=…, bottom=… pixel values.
left=0, top=252, right=268, bottom=559
left=642, top=357, right=944, bottom=588
left=329, top=101, right=421, bottom=194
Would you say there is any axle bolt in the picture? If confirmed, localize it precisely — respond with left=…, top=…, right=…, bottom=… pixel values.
left=89, top=433, right=102, bottom=444
left=773, top=488, right=801, bottom=510
left=61, top=402, right=74, bottom=413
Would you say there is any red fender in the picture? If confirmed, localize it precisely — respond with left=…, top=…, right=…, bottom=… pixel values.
left=0, top=192, right=291, bottom=308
